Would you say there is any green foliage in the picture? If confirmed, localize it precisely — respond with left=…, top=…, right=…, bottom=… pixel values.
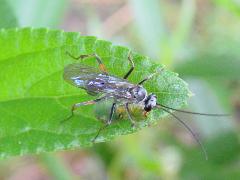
left=214, top=0, right=240, bottom=16
left=8, top=0, right=67, bottom=27
left=0, top=28, right=190, bottom=158
left=130, top=0, right=165, bottom=59
left=130, top=0, right=196, bottom=67
left=0, top=0, right=18, bottom=28
left=181, top=132, right=240, bottom=179
left=39, top=153, right=74, bottom=180
left=176, top=54, right=240, bottom=80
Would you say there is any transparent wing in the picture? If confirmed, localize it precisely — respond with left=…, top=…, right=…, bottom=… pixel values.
left=63, top=63, right=136, bottom=99
left=63, top=63, right=101, bottom=88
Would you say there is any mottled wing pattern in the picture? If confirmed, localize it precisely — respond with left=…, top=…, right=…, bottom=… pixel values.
left=86, top=74, right=135, bottom=99
left=63, top=63, right=101, bottom=89
left=63, top=63, right=136, bottom=99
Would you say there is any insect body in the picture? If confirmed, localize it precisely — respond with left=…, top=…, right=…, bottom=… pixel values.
left=63, top=52, right=228, bottom=159
left=63, top=52, right=160, bottom=140
left=64, top=64, right=149, bottom=106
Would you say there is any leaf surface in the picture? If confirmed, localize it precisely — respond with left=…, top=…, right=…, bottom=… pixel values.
left=0, top=28, right=190, bottom=158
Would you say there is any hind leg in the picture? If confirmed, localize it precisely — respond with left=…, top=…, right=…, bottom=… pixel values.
left=61, top=96, right=107, bottom=123
left=66, top=51, right=108, bottom=74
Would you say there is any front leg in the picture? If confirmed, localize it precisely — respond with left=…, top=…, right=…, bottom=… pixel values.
left=138, top=68, right=164, bottom=85
left=125, top=103, right=136, bottom=127
left=107, top=103, right=116, bottom=124
left=92, top=103, right=117, bottom=142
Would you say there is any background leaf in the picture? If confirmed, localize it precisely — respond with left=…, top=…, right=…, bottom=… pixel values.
left=175, top=54, right=240, bottom=80
left=213, top=0, right=240, bottom=16
left=0, top=0, right=18, bottom=28
left=129, top=0, right=165, bottom=59
left=8, top=0, right=68, bottom=27
left=0, top=28, right=190, bottom=158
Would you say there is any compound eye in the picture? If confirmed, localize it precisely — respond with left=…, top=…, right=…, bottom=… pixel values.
left=136, top=88, right=147, bottom=101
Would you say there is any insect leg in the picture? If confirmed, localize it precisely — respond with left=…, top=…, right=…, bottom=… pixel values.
left=125, top=103, right=136, bottom=127
left=92, top=103, right=117, bottom=142
left=61, top=96, right=106, bottom=123
left=92, top=124, right=109, bottom=143
left=107, top=103, right=117, bottom=124
left=138, top=68, right=164, bottom=85
left=66, top=51, right=108, bottom=74
left=123, top=53, right=135, bottom=79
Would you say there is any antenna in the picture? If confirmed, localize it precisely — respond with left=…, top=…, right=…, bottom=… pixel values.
left=157, top=103, right=230, bottom=116
left=161, top=108, right=208, bottom=160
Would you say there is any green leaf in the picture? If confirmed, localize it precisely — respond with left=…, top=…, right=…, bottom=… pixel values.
left=0, top=27, right=190, bottom=158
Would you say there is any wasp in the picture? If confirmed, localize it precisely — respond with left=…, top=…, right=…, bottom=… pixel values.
left=63, top=51, right=229, bottom=160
